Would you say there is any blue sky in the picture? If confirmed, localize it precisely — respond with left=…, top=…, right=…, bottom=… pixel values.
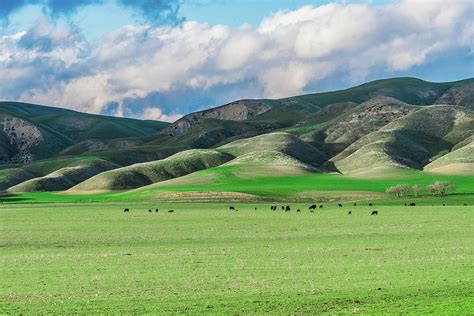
left=4, top=0, right=393, bottom=40
left=0, top=0, right=473, bottom=121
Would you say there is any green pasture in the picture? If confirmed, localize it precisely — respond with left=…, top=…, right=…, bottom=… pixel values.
left=1, top=168, right=473, bottom=204
left=1, top=202, right=473, bottom=314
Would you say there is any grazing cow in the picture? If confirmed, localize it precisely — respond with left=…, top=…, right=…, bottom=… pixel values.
left=338, top=204, right=342, bottom=208
left=464, top=203, right=468, bottom=206
left=124, top=208, right=129, bottom=212
left=297, top=209, right=301, bottom=213
left=309, top=204, right=317, bottom=210
left=310, top=210, right=315, bottom=213
left=148, top=209, right=152, bottom=213
left=282, top=206, right=285, bottom=210
left=371, top=211, right=378, bottom=215
left=255, top=207, right=257, bottom=210
left=348, top=211, right=352, bottom=215
left=155, top=209, right=159, bottom=212
left=409, top=202, right=416, bottom=206
left=229, top=206, right=235, bottom=210
left=404, top=203, right=407, bottom=206
left=354, top=202, right=357, bottom=206
left=369, top=203, right=373, bottom=207
left=319, top=205, right=323, bottom=208
left=285, top=206, right=291, bottom=212
left=168, top=210, right=174, bottom=213
left=443, top=203, right=446, bottom=206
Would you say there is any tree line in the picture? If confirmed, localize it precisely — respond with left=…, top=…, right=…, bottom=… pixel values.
left=386, top=181, right=456, bottom=198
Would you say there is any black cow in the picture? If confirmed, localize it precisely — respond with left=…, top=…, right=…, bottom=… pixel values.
left=229, top=206, right=235, bottom=210
left=281, top=206, right=285, bottom=210
left=309, top=204, right=317, bottom=210
left=369, top=203, right=373, bottom=207
left=285, top=206, right=291, bottom=212
left=371, top=211, right=378, bottom=215
left=168, top=210, right=174, bottom=213
left=338, top=204, right=342, bottom=208
left=297, top=209, right=301, bottom=213
left=404, top=203, right=407, bottom=206
left=348, top=211, right=352, bottom=215
left=148, top=209, right=152, bottom=213
left=354, top=203, right=357, bottom=206
left=443, top=203, right=446, bottom=206
left=124, top=208, right=129, bottom=212
left=255, top=207, right=257, bottom=210
left=464, top=203, right=468, bottom=206
left=319, top=205, right=323, bottom=208
left=155, top=209, right=159, bottom=212
left=409, top=202, right=416, bottom=206
left=310, top=210, right=315, bottom=213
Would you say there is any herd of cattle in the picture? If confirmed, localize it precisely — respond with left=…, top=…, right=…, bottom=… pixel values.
left=123, top=202, right=468, bottom=214
left=230, top=203, right=380, bottom=215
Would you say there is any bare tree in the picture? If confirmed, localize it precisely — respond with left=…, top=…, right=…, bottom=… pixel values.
left=427, top=181, right=456, bottom=196
left=386, top=184, right=411, bottom=197
left=412, top=184, right=423, bottom=197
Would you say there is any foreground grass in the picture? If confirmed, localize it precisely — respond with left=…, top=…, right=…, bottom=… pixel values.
left=1, top=202, right=473, bottom=314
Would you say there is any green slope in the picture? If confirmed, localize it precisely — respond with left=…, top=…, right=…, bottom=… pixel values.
left=425, top=136, right=474, bottom=174
left=0, top=101, right=169, bottom=163
left=69, top=149, right=234, bottom=192
left=8, top=159, right=120, bottom=193
left=218, top=132, right=326, bottom=167
left=331, top=106, right=474, bottom=175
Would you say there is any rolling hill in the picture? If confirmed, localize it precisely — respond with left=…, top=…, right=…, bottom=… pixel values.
left=1, top=77, right=473, bottom=193
left=0, top=101, right=169, bottom=164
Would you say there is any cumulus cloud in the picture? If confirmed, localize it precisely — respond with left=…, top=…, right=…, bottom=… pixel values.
left=141, top=107, right=182, bottom=122
left=1, top=0, right=473, bottom=121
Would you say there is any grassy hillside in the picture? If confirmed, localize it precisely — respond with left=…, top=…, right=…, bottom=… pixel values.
left=218, top=132, right=326, bottom=167
left=331, top=106, right=474, bottom=175
left=1, top=77, right=472, bottom=194
left=425, top=136, right=474, bottom=174
left=0, top=101, right=169, bottom=164
left=70, top=149, right=234, bottom=192
left=300, top=97, right=420, bottom=155
left=8, top=159, right=120, bottom=193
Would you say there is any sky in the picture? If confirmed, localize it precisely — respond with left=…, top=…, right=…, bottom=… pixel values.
left=0, top=0, right=473, bottom=122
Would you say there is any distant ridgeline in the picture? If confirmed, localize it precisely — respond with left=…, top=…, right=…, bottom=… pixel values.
left=1, top=77, right=473, bottom=193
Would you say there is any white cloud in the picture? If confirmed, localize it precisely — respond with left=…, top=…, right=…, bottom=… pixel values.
left=0, top=0, right=472, bottom=119
left=141, top=107, right=182, bottom=122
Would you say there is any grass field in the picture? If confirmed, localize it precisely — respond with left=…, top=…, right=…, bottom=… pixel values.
left=1, top=169, right=473, bottom=205
left=1, top=201, right=473, bottom=314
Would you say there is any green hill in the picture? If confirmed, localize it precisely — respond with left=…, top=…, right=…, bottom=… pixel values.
left=218, top=132, right=326, bottom=167
left=331, top=106, right=474, bottom=175
left=69, top=149, right=233, bottom=192
left=8, top=159, right=120, bottom=193
left=425, top=136, right=474, bottom=174
left=0, top=101, right=169, bottom=164
left=1, top=77, right=472, bottom=193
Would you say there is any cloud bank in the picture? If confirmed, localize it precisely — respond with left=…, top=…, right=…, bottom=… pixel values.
left=0, top=0, right=473, bottom=122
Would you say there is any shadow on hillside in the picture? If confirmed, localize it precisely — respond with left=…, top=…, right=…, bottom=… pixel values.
left=321, top=161, right=341, bottom=173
